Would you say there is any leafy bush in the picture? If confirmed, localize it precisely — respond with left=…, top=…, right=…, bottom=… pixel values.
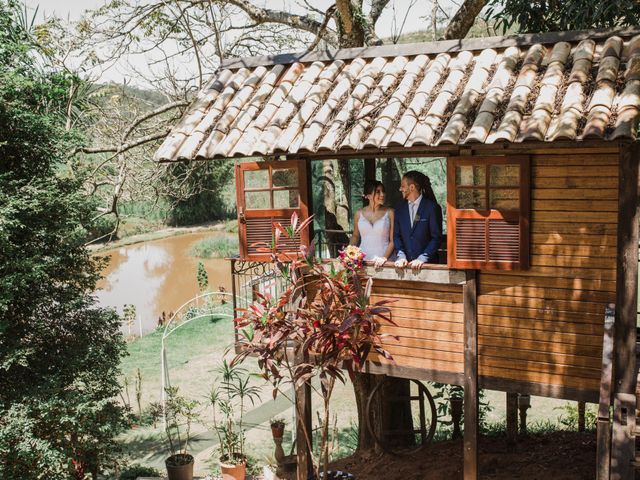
left=224, top=219, right=238, bottom=233
left=190, top=236, right=239, bottom=259
left=119, top=464, right=161, bottom=480
left=557, top=403, right=597, bottom=431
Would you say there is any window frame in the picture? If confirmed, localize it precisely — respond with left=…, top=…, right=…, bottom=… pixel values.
left=236, top=159, right=310, bottom=261
left=446, top=155, right=530, bottom=270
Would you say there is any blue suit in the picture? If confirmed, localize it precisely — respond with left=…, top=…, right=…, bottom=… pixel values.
left=394, top=197, right=443, bottom=263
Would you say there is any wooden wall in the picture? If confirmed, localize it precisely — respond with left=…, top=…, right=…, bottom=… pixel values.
left=371, top=280, right=464, bottom=376
left=476, top=147, right=618, bottom=393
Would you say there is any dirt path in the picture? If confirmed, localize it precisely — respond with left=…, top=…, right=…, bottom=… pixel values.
left=329, top=431, right=597, bottom=479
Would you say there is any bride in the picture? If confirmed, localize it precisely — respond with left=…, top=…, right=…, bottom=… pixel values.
left=349, top=180, right=395, bottom=267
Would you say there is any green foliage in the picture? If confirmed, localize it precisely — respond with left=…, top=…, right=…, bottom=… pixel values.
left=164, top=160, right=236, bottom=226
left=119, top=464, right=161, bottom=480
left=431, top=383, right=492, bottom=430
left=486, top=0, right=640, bottom=34
left=158, top=387, right=200, bottom=460
left=191, top=236, right=239, bottom=259
left=0, top=2, right=127, bottom=477
left=224, top=219, right=239, bottom=233
left=557, top=403, right=597, bottom=431
left=197, top=261, right=209, bottom=292
left=208, top=360, right=262, bottom=465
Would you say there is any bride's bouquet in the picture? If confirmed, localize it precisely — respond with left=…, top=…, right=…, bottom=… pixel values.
left=338, top=245, right=366, bottom=272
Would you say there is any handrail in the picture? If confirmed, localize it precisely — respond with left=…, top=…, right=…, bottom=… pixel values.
left=596, top=303, right=616, bottom=480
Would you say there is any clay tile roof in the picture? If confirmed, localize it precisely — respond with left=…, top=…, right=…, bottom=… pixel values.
left=155, top=28, right=640, bottom=162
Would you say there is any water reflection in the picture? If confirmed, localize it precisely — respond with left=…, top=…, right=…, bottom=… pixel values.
left=95, top=231, right=233, bottom=335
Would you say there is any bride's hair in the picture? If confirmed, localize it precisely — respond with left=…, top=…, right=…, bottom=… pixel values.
left=362, top=180, right=384, bottom=206
left=403, top=170, right=437, bottom=203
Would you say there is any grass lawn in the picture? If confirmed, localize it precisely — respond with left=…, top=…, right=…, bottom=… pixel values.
left=119, top=310, right=296, bottom=475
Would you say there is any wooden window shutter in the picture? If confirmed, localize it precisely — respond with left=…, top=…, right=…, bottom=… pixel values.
left=447, top=156, right=530, bottom=270
left=236, top=159, right=310, bottom=261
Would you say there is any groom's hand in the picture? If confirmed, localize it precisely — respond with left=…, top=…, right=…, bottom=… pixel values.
left=409, top=259, right=424, bottom=269
left=394, top=258, right=407, bottom=268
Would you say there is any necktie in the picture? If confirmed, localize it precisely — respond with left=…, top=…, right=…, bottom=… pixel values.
left=409, top=201, right=416, bottom=224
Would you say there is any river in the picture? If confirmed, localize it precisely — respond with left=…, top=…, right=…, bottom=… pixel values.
left=95, top=231, right=233, bottom=335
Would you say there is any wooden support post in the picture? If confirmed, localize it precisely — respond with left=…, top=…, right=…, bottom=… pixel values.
left=578, top=401, right=586, bottom=433
left=451, top=396, right=463, bottom=440
left=295, top=353, right=313, bottom=480
left=612, top=393, right=637, bottom=479
left=611, top=144, right=640, bottom=480
left=463, top=270, right=478, bottom=480
left=506, top=392, right=518, bottom=447
left=597, top=304, right=616, bottom=480
left=518, top=394, right=531, bottom=435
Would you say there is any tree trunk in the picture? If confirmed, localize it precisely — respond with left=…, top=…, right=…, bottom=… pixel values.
left=382, top=158, right=403, bottom=208
left=381, top=377, right=415, bottom=448
left=352, top=372, right=382, bottom=452
left=335, top=0, right=366, bottom=47
left=352, top=374, right=415, bottom=452
left=337, top=158, right=351, bottom=229
left=442, top=0, right=489, bottom=40
left=320, top=160, right=349, bottom=256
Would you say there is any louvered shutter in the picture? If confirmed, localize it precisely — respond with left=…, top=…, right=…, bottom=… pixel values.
left=447, top=156, right=530, bottom=270
left=236, top=160, right=309, bottom=261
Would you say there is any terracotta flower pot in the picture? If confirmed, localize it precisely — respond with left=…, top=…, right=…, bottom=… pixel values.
left=220, top=457, right=246, bottom=480
left=165, top=453, right=194, bottom=480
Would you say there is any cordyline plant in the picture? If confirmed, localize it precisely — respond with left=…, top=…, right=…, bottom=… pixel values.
left=234, top=213, right=396, bottom=478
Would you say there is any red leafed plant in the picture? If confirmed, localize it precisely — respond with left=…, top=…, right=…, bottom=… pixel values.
left=234, top=213, right=396, bottom=478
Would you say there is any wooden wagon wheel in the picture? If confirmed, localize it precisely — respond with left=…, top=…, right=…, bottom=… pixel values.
left=365, top=377, right=437, bottom=456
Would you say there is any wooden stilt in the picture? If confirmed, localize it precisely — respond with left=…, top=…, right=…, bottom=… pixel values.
left=463, top=269, right=478, bottom=480
left=611, top=143, right=640, bottom=480
left=596, top=304, right=616, bottom=480
left=506, top=392, right=518, bottom=447
left=578, top=401, right=586, bottom=432
left=518, top=394, right=530, bottom=435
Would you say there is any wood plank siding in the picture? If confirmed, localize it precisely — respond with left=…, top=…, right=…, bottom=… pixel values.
left=477, top=148, right=619, bottom=392
left=371, top=281, right=465, bottom=375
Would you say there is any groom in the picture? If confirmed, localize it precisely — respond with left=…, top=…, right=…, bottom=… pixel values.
left=394, top=171, right=443, bottom=268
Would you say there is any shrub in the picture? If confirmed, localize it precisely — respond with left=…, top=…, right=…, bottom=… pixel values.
left=190, top=236, right=239, bottom=259
left=119, top=464, right=161, bottom=480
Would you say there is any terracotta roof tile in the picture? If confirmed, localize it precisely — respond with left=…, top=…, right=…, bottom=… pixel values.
left=156, top=29, right=640, bottom=161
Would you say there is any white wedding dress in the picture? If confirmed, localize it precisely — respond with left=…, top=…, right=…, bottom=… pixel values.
left=358, top=211, right=390, bottom=259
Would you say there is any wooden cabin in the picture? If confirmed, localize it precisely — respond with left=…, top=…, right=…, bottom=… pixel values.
left=155, top=27, right=640, bottom=479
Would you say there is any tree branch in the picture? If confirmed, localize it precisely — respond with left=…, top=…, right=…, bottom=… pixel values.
left=219, top=0, right=339, bottom=46
left=73, top=128, right=173, bottom=156
left=365, top=0, right=391, bottom=46
left=71, top=100, right=188, bottom=156
left=306, top=4, right=337, bottom=52
left=442, top=0, right=488, bottom=40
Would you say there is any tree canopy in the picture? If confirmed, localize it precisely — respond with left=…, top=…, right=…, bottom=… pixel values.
left=0, top=1, right=127, bottom=477
left=487, top=0, right=640, bottom=34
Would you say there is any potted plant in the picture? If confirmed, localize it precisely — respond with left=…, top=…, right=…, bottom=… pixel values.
left=235, top=213, right=395, bottom=479
left=270, top=417, right=286, bottom=439
left=208, top=359, right=261, bottom=480
left=160, top=386, right=199, bottom=480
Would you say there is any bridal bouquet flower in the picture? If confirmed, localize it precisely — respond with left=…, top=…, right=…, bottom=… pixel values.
left=339, top=245, right=366, bottom=272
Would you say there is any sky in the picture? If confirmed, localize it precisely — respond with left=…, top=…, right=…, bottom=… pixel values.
left=22, top=0, right=456, bottom=87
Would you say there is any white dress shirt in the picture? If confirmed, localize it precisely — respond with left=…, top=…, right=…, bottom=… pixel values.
left=408, top=194, right=422, bottom=225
